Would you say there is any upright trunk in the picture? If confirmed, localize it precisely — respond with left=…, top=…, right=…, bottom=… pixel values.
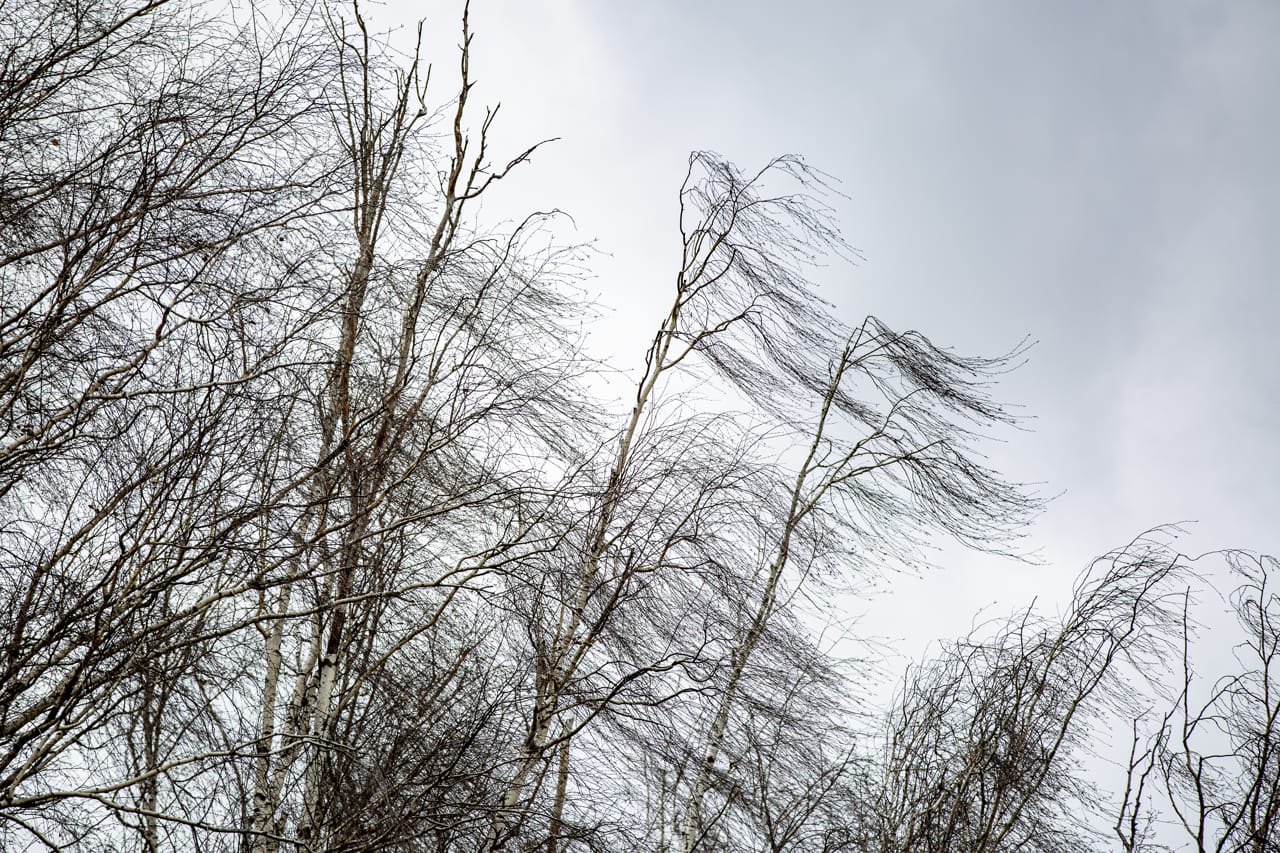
left=250, top=585, right=292, bottom=853
left=297, top=520, right=364, bottom=848
left=483, top=698, right=554, bottom=853
left=138, top=674, right=162, bottom=853
left=296, top=653, right=338, bottom=846
left=297, top=636, right=342, bottom=846
left=546, top=732, right=571, bottom=853
left=252, top=617, right=323, bottom=853
left=677, top=356, right=846, bottom=853
left=677, top=521, right=799, bottom=852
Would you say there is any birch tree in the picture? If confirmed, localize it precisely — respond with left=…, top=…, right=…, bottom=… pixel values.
left=242, top=4, right=590, bottom=850
left=871, top=534, right=1186, bottom=853
left=1117, top=553, right=1280, bottom=853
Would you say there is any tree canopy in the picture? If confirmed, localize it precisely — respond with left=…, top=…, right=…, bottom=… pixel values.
left=1, top=2, right=1274, bottom=851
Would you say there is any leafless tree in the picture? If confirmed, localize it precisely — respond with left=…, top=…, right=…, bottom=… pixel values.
left=234, top=3, right=593, bottom=851
left=1117, top=553, right=1280, bottom=853
left=0, top=0, right=583, bottom=845
left=870, top=533, right=1186, bottom=853
left=1, top=0, right=341, bottom=846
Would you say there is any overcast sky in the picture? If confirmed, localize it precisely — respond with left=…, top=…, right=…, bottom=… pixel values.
left=400, top=1, right=1280, bottom=657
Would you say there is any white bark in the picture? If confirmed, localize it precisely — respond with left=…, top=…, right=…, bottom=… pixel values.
left=250, top=584, right=292, bottom=853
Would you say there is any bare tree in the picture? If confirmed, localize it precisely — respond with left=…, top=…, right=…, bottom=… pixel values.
left=616, top=153, right=1038, bottom=853
left=1, top=0, right=341, bottom=846
left=869, top=533, right=1186, bottom=853
left=1118, top=553, right=1280, bottom=853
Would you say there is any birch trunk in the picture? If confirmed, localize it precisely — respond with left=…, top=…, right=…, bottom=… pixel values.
left=250, top=584, right=292, bottom=852
left=677, top=353, right=849, bottom=853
